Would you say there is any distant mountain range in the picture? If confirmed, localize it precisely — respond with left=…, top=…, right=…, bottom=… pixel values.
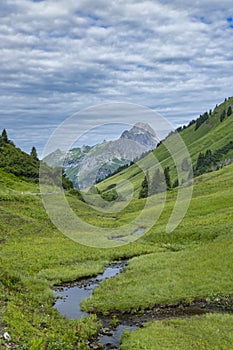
left=98, top=96, right=233, bottom=197
left=43, top=122, right=158, bottom=189
left=0, top=96, right=233, bottom=195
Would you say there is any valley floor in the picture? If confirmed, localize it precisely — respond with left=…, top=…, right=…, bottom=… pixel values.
left=0, top=165, right=233, bottom=349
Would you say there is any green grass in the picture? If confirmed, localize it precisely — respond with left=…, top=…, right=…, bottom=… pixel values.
left=1, top=100, right=233, bottom=349
left=1, top=161, right=233, bottom=349
left=82, top=238, right=233, bottom=312
left=97, top=97, right=233, bottom=197
left=81, top=165, right=233, bottom=312
left=0, top=169, right=157, bottom=349
left=121, top=313, right=233, bottom=350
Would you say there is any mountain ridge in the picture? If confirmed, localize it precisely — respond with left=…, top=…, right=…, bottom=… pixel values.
left=44, top=123, right=158, bottom=189
left=98, top=96, right=233, bottom=196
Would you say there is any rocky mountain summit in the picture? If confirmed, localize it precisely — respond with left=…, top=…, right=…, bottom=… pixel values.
left=121, top=122, right=158, bottom=150
left=44, top=123, right=158, bottom=189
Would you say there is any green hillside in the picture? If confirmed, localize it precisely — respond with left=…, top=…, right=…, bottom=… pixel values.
left=0, top=168, right=156, bottom=349
left=1, top=100, right=233, bottom=350
left=0, top=131, right=73, bottom=191
left=82, top=165, right=233, bottom=349
left=0, top=133, right=39, bottom=181
left=0, top=164, right=233, bottom=348
left=97, top=96, right=233, bottom=196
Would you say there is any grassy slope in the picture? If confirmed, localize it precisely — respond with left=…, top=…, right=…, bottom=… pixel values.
left=82, top=165, right=233, bottom=313
left=121, top=314, right=233, bottom=350
left=78, top=165, right=233, bottom=349
left=0, top=170, right=156, bottom=349
left=1, top=113, right=233, bottom=349
left=0, top=143, right=39, bottom=180
left=97, top=97, right=233, bottom=196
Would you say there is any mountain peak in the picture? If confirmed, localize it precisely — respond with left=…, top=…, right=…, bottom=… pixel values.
left=120, top=122, right=158, bottom=150
left=134, top=122, right=157, bottom=138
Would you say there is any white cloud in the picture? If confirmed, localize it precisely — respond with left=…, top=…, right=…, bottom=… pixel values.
left=0, top=0, right=233, bottom=154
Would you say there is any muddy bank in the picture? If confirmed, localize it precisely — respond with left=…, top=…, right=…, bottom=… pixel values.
left=53, top=260, right=233, bottom=350
left=95, top=297, right=233, bottom=327
left=87, top=298, right=233, bottom=349
left=54, top=260, right=128, bottom=290
left=54, top=261, right=130, bottom=350
left=53, top=261, right=128, bottom=320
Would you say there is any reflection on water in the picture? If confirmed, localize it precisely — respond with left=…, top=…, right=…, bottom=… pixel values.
left=54, top=262, right=132, bottom=349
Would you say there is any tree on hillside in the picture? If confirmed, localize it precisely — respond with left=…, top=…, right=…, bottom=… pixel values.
left=181, top=158, right=190, bottom=172
left=62, top=170, right=74, bottom=190
left=139, top=171, right=149, bottom=199
left=2, top=129, right=9, bottom=143
left=196, top=152, right=205, bottom=169
left=227, top=106, right=232, bottom=116
left=173, top=178, right=179, bottom=188
left=195, top=112, right=209, bottom=130
left=164, top=167, right=171, bottom=190
left=205, top=149, right=212, bottom=164
left=195, top=150, right=213, bottom=176
left=220, top=110, right=226, bottom=122
left=151, top=169, right=166, bottom=195
left=0, top=129, right=14, bottom=146
left=30, top=146, right=38, bottom=161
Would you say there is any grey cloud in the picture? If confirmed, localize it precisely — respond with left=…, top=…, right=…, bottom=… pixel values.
left=0, top=0, right=233, bottom=153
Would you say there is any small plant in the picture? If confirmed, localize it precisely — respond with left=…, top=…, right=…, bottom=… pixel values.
left=110, top=315, right=120, bottom=328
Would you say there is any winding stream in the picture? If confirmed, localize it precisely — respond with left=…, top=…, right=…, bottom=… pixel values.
left=54, top=261, right=133, bottom=349
left=54, top=260, right=232, bottom=349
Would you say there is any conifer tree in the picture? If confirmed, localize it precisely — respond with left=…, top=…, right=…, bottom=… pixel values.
left=164, top=167, right=171, bottom=190
left=151, top=168, right=166, bottom=194
left=173, top=178, right=179, bottom=188
left=227, top=106, right=232, bottom=116
left=181, top=158, right=190, bottom=172
left=30, top=146, right=38, bottom=160
left=220, top=110, right=226, bottom=122
left=2, top=129, right=8, bottom=143
left=139, top=171, right=149, bottom=198
left=196, top=152, right=205, bottom=169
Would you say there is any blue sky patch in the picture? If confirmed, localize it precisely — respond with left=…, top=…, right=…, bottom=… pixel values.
left=227, top=17, right=233, bottom=27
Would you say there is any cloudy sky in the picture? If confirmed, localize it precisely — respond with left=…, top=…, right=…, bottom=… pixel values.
left=1, top=0, right=233, bottom=156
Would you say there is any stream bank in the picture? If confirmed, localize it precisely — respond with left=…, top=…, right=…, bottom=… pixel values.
left=54, top=262, right=233, bottom=350
left=54, top=261, right=129, bottom=349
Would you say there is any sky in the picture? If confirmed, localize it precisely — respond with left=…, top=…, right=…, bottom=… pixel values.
left=1, top=0, right=233, bottom=156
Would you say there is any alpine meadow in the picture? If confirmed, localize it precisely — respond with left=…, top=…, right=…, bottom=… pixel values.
left=1, top=96, right=233, bottom=349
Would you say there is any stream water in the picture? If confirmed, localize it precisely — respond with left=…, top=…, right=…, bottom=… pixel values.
left=54, top=260, right=231, bottom=349
left=54, top=261, right=134, bottom=349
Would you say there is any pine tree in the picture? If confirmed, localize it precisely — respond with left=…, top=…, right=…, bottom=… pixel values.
left=205, top=149, right=212, bottom=164
left=195, top=112, right=209, bottom=130
left=220, top=110, right=226, bottom=122
left=164, top=167, right=171, bottom=189
left=139, top=171, right=149, bottom=198
left=151, top=169, right=166, bottom=195
left=181, top=158, right=190, bottom=172
left=173, top=178, right=179, bottom=188
left=2, top=129, right=8, bottom=143
left=196, top=152, right=205, bottom=169
left=30, top=146, right=38, bottom=160
left=227, top=106, right=232, bottom=116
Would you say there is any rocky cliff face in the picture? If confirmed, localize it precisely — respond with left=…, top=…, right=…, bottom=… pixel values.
left=120, top=122, right=158, bottom=150
left=44, top=123, right=158, bottom=189
left=77, top=138, right=150, bottom=189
